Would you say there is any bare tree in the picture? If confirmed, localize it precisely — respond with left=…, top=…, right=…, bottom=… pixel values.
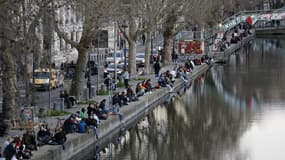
left=139, top=0, right=166, bottom=74
left=54, top=0, right=118, bottom=98
left=117, top=0, right=143, bottom=75
left=160, top=0, right=206, bottom=65
left=0, top=0, right=50, bottom=120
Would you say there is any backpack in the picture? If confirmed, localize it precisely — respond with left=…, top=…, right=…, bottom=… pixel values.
left=78, top=121, right=87, bottom=133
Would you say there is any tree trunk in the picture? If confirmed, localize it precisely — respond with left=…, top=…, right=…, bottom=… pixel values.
left=162, top=14, right=176, bottom=65
left=144, top=31, right=151, bottom=74
left=69, top=15, right=94, bottom=99
left=162, top=32, right=173, bottom=66
left=127, top=16, right=138, bottom=76
left=128, top=40, right=137, bottom=75
left=1, top=48, right=17, bottom=120
left=69, top=46, right=88, bottom=99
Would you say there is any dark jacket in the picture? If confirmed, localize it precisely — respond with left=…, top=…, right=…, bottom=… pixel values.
left=153, top=62, right=161, bottom=73
left=3, top=143, right=16, bottom=160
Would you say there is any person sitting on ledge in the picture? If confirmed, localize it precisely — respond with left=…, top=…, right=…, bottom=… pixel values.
left=85, top=111, right=100, bottom=138
left=99, top=99, right=110, bottom=115
left=37, top=124, right=51, bottom=146
left=158, top=73, right=167, bottom=87
left=22, top=130, right=37, bottom=151
left=94, top=103, right=108, bottom=120
left=144, top=79, right=154, bottom=93
left=112, top=92, right=122, bottom=108
left=136, top=82, right=146, bottom=97
left=63, top=114, right=78, bottom=134
left=126, top=86, right=139, bottom=102
left=176, top=66, right=188, bottom=83
left=14, top=135, right=32, bottom=159
left=49, top=128, right=66, bottom=150
left=119, top=91, right=129, bottom=106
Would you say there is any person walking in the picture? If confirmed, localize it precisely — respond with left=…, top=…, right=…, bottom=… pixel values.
left=181, top=46, right=185, bottom=57
left=153, top=60, right=161, bottom=78
left=122, top=69, right=129, bottom=88
left=172, top=51, right=178, bottom=64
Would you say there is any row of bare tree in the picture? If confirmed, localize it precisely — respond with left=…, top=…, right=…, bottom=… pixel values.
left=0, top=0, right=258, bottom=120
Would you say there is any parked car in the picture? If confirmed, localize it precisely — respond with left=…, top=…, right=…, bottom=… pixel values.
left=106, top=51, right=127, bottom=65
left=136, top=53, right=145, bottom=67
left=135, top=50, right=160, bottom=67
left=104, top=62, right=127, bottom=78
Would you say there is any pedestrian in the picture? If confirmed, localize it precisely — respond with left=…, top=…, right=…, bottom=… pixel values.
left=63, top=90, right=71, bottom=109
left=122, top=69, right=129, bottom=88
left=142, top=34, right=146, bottom=45
left=181, top=46, right=185, bottom=57
left=172, top=51, right=178, bottom=64
left=153, top=60, right=161, bottom=78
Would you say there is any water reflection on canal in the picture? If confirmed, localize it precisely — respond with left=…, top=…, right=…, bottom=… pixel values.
left=101, top=38, right=285, bottom=160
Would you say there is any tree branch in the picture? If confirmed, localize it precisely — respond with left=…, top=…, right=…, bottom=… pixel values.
left=118, top=22, right=130, bottom=43
left=54, top=22, right=79, bottom=49
left=173, top=22, right=187, bottom=36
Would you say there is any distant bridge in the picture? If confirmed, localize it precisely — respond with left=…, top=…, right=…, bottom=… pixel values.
left=209, top=8, right=285, bottom=60
left=221, top=8, right=285, bottom=32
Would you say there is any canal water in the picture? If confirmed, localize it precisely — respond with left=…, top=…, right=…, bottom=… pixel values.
left=101, top=38, right=285, bottom=160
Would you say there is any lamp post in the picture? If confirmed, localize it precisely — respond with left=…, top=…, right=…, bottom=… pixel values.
left=172, top=37, right=175, bottom=58
left=150, top=32, right=154, bottom=64
left=121, top=24, right=128, bottom=69
left=87, top=45, right=91, bottom=99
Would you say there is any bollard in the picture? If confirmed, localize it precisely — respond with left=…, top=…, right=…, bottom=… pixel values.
left=39, top=107, right=45, bottom=117
left=100, top=83, right=107, bottom=92
left=83, top=87, right=89, bottom=100
left=91, top=85, right=96, bottom=97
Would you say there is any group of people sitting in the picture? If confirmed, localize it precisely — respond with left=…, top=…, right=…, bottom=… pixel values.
left=157, top=70, right=176, bottom=91
left=1, top=131, right=37, bottom=160
left=135, top=79, right=154, bottom=97
left=220, top=22, right=252, bottom=51
left=62, top=102, right=113, bottom=139
left=0, top=120, right=70, bottom=160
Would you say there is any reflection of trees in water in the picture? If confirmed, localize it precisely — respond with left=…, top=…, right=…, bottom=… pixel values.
left=222, top=39, right=285, bottom=102
left=108, top=75, right=253, bottom=160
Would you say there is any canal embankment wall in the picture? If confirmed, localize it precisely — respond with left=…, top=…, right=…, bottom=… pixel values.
left=212, top=34, right=254, bottom=63
left=255, top=27, right=285, bottom=36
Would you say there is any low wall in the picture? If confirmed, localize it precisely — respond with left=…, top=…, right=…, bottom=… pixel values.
left=256, top=27, right=285, bottom=35
left=31, top=64, right=210, bottom=160
left=211, top=34, right=254, bottom=63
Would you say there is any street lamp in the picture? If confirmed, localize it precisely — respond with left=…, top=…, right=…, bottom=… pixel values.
left=150, top=32, right=154, bottom=64
left=121, top=24, right=128, bottom=69
left=172, top=37, right=176, bottom=58
left=87, top=46, right=91, bottom=99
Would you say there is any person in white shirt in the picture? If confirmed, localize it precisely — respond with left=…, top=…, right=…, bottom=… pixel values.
left=122, top=69, right=130, bottom=88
